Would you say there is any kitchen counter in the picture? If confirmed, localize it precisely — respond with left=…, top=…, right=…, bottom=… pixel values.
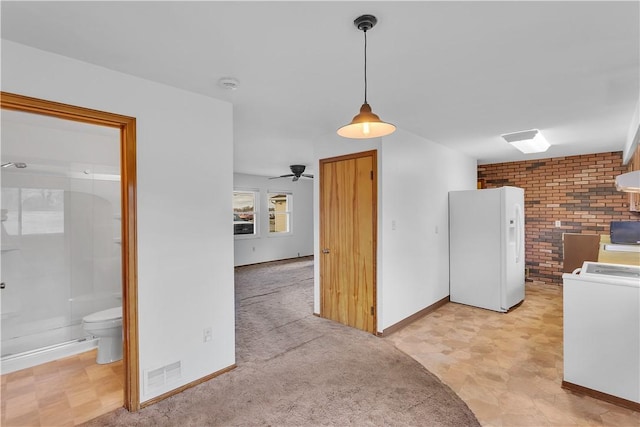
left=598, top=235, right=640, bottom=266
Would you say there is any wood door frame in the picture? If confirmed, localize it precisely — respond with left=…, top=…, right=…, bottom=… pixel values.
left=319, top=149, right=378, bottom=334
left=1, top=92, right=140, bottom=411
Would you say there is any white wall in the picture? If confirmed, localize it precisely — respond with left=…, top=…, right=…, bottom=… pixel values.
left=2, top=41, right=235, bottom=403
left=379, top=129, right=476, bottom=330
left=311, top=130, right=476, bottom=332
left=234, top=173, right=313, bottom=266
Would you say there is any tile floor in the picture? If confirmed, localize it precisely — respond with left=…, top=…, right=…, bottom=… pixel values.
left=1, top=349, right=123, bottom=426
left=387, top=282, right=640, bottom=426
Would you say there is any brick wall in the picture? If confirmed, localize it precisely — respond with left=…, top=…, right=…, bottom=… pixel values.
left=478, top=151, right=640, bottom=285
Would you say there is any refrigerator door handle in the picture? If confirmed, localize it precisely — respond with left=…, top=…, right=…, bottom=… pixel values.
left=515, top=203, right=523, bottom=263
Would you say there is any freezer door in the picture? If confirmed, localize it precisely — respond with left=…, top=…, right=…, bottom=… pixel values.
left=501, top=186, right=525, bottom=310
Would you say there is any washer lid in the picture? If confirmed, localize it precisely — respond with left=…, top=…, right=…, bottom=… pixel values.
left=581, top=262, right=640, bottom=279
left=83, top=307, right=122, bottom=323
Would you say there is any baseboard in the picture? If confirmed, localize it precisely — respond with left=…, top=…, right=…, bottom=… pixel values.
left=140, top=364, right=237, bottom=409
left=561, top=380, right=640, bottom=412
left=378, top=296, right=450, bottom=337
left=235, top=255, right=314, bottom=269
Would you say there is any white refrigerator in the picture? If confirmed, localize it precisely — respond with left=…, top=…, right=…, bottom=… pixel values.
left=449, top=186, right=525, bottom=312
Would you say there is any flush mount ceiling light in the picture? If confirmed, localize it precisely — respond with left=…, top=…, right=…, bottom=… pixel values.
left=501, top=129, right=550, bottom=154
left=337, top=14, right=396, bottom=139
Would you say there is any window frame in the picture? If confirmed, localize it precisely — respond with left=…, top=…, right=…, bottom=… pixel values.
left=233, top=189, right=259, bottom=238
left=267, top=191, right=292, bottom=236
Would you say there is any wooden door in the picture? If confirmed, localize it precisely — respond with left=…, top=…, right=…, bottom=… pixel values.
left=320, top=150, right=377, bottom=333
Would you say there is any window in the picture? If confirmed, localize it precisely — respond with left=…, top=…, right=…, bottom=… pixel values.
left=268, top=192, right=291, bottom=234
left=233, top=191, right=256, bottom=235
left=1, top=187, right=65, bottom=236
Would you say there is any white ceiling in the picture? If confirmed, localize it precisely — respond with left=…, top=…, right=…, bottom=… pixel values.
left=2, top=1, right=638, bottom=178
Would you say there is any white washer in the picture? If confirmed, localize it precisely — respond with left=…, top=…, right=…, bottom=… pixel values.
left=563, top=262, right=640, bottom=404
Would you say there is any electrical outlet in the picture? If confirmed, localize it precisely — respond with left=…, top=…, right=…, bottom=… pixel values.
left=555, top=220, right=561, bottom=227
left=203, top=327, right=213, bottom=343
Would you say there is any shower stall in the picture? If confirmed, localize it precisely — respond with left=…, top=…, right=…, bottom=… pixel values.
left=1, top=110, right=122, bottom=373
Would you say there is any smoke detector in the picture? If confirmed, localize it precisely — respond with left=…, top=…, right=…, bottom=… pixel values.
left=218, top=77, right=239, bottom=90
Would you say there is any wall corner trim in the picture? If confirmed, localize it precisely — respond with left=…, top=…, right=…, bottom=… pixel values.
left=623, top=100, right=640, bottom=165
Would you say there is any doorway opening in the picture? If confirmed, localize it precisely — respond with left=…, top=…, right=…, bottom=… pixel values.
left=1, top=110, right=122, bottom=369
left=0, top=92, right=139, bottom=413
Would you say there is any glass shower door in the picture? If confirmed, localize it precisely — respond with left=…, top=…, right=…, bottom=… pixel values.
left=1, top=177, right=72, bottom=357
left=1, top=109, right=121, bottom=362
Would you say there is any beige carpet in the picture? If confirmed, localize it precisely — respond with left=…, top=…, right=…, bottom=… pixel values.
left=83, top=257, right=479, bottom=426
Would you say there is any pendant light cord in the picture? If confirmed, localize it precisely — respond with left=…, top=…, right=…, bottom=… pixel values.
left=363, top=29, right=368, bottom=104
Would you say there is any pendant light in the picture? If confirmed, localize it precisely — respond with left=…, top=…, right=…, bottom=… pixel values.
left=337, top=14, right=396, bottom=139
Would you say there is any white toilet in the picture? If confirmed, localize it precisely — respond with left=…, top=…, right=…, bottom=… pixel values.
left=82, top=306, right=123, bottom=364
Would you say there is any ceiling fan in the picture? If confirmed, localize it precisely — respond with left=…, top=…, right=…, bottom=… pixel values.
left=269, top=164, right=314, bottom=182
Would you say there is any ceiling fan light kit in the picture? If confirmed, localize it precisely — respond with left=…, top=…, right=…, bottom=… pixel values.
left=269, top=164, right=314, bottom=182
left=337, top=14, right=396, bottom=139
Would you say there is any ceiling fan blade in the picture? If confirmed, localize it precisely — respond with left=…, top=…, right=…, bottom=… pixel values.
left=269, top=174, right=294, bottom=180
left=301, top=174, right=314, bottom=179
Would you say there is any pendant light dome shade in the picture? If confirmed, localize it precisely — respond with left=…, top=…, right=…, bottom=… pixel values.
left=338, top=14, right=395, bottom=139
left=337, top=103, right=396, bottom=139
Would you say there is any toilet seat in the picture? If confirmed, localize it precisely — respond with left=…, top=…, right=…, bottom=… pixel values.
left=83, top=307, right=122, bottom=325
